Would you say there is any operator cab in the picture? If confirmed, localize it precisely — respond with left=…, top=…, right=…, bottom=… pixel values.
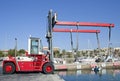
left=28, top=37, right=43, bottom=55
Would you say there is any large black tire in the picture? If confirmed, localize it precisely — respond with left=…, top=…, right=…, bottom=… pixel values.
left=3, top=62, right=15, bottom=74
left=42, top=62, right=54, bottom=74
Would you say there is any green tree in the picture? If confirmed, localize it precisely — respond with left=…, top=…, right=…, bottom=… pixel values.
left=54, top=50, right=60, bottom=58
left=18, top=49, right=26, bottom=56
left=76, top=51, right=81, bottom=57
left=8, top=49, right=19, bottom=56
left=62, top=49, right=66, bottom=54
left=82, top=51, right=86, bottom=56
left=0, top=51, right=4, bottom=57
left=62, top=49, right=66, bottom=58
left=8, top=49, right=15, bottom=56
left=66, top=52, right=72, bottom=58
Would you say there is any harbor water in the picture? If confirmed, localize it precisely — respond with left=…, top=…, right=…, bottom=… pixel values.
left=57, top=69, right=120, bottom=81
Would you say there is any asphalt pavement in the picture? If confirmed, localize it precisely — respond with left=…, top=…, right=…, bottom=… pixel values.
left=0, top=62, right=64, bottom=81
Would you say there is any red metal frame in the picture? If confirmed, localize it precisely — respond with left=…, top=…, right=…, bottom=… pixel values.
left=55, top=21, right=114, bottom=27
left=53, top=28, right=100, bottom=33
left=3, top=54, right=50, bottom=72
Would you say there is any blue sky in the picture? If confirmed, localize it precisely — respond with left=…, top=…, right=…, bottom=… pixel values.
left=0, top=0, right=120, bottom=51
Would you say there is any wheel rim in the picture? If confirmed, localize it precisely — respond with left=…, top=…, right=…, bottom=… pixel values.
left=5, top=65, right=12, bottom=73
left=46, top=66, right=52, bottom=73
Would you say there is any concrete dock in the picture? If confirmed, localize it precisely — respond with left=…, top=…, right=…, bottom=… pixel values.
left=1, top=61, right=120, bottom=71
left=54, top=62, right=120, bottom=71
left=1, top=60, right=120, bottom=70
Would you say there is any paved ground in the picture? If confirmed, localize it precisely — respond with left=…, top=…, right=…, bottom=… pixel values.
left=0, top=62, right=64, bottom=81
left=0, top=63, right=1, bottom=66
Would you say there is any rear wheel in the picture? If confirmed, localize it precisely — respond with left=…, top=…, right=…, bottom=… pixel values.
left=43, top=62, right=54, bottom=74
left=3, top=62, right=15, bottom=74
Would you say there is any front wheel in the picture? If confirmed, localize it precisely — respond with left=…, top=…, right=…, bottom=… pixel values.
left=42, top=62, right=54, bottom=74
left=3, top=62, right=15, bottom=74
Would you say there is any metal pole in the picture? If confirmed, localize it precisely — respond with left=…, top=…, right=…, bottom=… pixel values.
left=105, top=27, right=112, bottom=61
left=96, top=32, right=100, bottom=50
left=15, top=38, right=20, bottom=71
left=70, top=30, right=74, bottom=54
left=108, top=27, right=112, bottom=56
left=76, top=25, right=79, bottom=53
left=15, top=38, right=17, bottom=57
left=96, top=32, right=100, bottom=57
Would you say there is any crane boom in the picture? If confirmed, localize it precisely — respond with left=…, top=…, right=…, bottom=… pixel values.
left=53, top=28, right=100, bottom=33
left=47, top=10, right=115, bottom=63
left=55, top=21, right=114, bottom=27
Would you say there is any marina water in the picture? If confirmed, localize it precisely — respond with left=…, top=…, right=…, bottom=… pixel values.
left=57, top=69, right=120, bottom=81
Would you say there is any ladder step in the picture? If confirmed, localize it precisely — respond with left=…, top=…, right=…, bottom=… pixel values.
left=34, top=66, right=40, bottom=68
